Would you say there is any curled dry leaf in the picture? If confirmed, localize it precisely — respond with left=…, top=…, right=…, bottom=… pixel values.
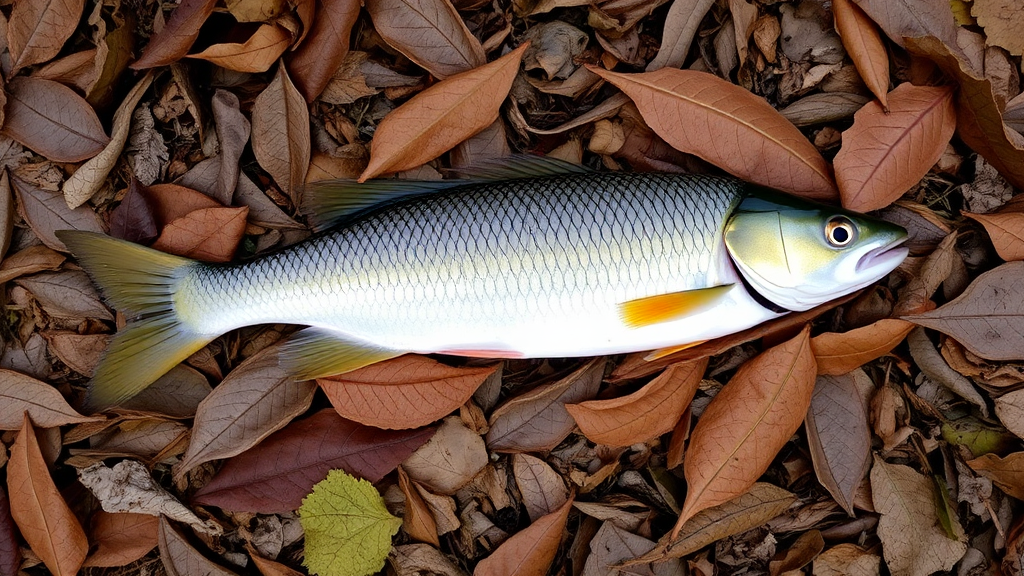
left=318, top=355, right=499, bottom=430
left=566, top=358, right=706, bottom=447
left=907, top=261, right=1024, bottom=361
left=403, top=416, right=487, bottom=494
left=159, top=517, right=239, bottom=576
left=964, top=211, right=1024, bottom=261
left=779, top=92, right=871, bottom=127
left=249, top=550, right=305, bottom=576
left=398, top=467, right=440, bottom=546
left=8, top=0, right=85, bottom=72
left=674, top=326, right=816, bottom=536
left=512, top=453, right=570, bottom=522
left=83, top=512, right=159, bottom=568
left=906, top=327, right=989, bottom=416
left=832, top=0, right=889, bottom=108
left=287, top=0, right=361, bottom=101
left=188, top=24, right=290, bottom=73
left=150, top=206, right=249, bottom=262
left=177, top=344, right=317, bottom=476
left=805, top=370, right=872, bottom=515
left=972, top=0, right=1024, bottom=56
left=870, top=456, right=967, bottom=576
left=252, top=64, right=310, bottom=201
left=7, top=416, right=88, bottom=576
left=834, top=83, right=955, bottom=212
left=474, top=496, right=573, bottom=576
left=590, top=67, right=837, bottom=201
left=645, top=0, right=716, bottom=71
left=364, top=0, right=486, bottom=79
left=2, top=77, right=110, bottom=163
left=131, top=0, right=217, bottom=69
left=0, top=172, right=11, bottom=263
left=811, top=318, right=915, bottom=375
left=966, top=452, right=1024, bottom=500
left=582, top=522, right=683, bottom=576
left=192, top=409, right=433, bottom=513
left=0, top=245, right=66, bottom=285
left=0, top=369, right=102, bottom=429
left=359, top=43, right=529, bottom=181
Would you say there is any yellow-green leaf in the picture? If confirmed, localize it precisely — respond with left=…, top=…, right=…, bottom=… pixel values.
left=300, top=470, right=402, bottom=576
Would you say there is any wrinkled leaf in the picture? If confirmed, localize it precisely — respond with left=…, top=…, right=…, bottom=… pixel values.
left=675, top=326, right=816, bottom=535
left=0, top=245, right=65, bottom=284
left=252, top=64, right=310, bottom=201
left=835, top=83, right=955, bottom=212
left=320, top=355, right=498, bottom=430
left=811, top=318, right=914, bottom=375
left=474, top=496, right=573, bottom=576
left=404, top=416, right=487, bottom=494
left=966, top=452, right=1024, bottom=500
left=193, top=409, right=433, bottom=513
left=159, top=517, right=238, bottom=576
left=972, top=0, right=1024, bottom=56
left=188, top=24, right=290, bottom=73
left=365, top=0, right=486, bottom=79
left=0, top=369, right=101, bottom=429
left=151, top=206, right=249, bottom=262
left=8, top=0, right=85, bottom=71
left=131, top=0, right=217, bottom=69
left=813, top=543, right=881, bottom=576
left=566, top=358, right=705, bottom=447
left=12, top=174, right=105, bottom=252
left=83, top=512, right=159, bottom=568
left=832, top=0, right=889, bottom=108
left=288, top=0, right=362, bottom=101
left=359, top=43, right=528, bottom=180
left=994, top=389, right=1024, bottom=440
left=2, top=77, right=110, bottom=163
left=512, top=453, right=569, bottom=522
left=591, top=67, right=837, bottom=200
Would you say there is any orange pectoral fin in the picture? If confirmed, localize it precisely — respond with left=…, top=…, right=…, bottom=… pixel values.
left=618, top=284, right=734, bottom=328
left=645, top=340, right=708, bottom=361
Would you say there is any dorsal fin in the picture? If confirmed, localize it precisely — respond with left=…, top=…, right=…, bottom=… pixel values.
left=301, top=155, right=592, bottom=231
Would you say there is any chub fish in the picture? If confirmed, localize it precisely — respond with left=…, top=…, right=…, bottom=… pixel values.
left=58, top=157, right=908, bottom=409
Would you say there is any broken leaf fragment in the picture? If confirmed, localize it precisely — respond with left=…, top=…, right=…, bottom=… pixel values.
left=300, top=469, right=402, bottom=576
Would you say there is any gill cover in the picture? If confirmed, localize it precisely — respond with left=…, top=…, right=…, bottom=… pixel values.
left=724, top=187, right=908, bottom=312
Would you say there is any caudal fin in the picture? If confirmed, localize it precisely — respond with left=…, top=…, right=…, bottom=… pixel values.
left=55, top=231, right=213, bottom=410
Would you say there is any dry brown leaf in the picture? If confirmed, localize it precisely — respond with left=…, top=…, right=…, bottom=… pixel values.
left=590, top=67, right=837, bottom=201
left=451, top=120, right=512, bottom=168
left=398, top=467, right=440, bottom=546
left=780, top=93, right=872, bottom=127
left=252, top=64, right=310, bottom=201
left=487, top=359, right=603, bottom=453
left=318, top=355, right=498, bottom=430
left=403, top=416, right=487, bottom=494
left=852, top=0, right=958, bottom=49
left=870, top=456, right=967, bottom=576
left=0, top=369, right=100, bottom=429
left=177, top=344, right=317, bottom=477
left=566, top=358, right=705, bottom=447
left=832, top=0, right=889, bottom=108
left=474, top=496, right=573, bottom=576
left=359, top=43, right=528, bottom=181
left=834, top=83, right=955, bottom=212
left=811, top=319, right=915, bottom=375
left=63, top=72, right=155, bottom=209
left=207, top=90, right=250, bottom=205
left=145, top=183, right=222, bottom=226
left=995, top=389, right=1024, bottom=440
left=8, top=0, right=85, bottom=72
left=2, top=77, right=110, bottom=163
left=131, top=0, right=217, bottom=69
left=813, top=543, right=881, bottom=576
left=0, top=172, right=12, bottom=263
left=582, top=522, right=683, bottom=576
left=512, top=454, right=569, bottom=522
left=645, top=0, right=715, bottom=70
left=151, top=206, right=249, bottom=263
left=188, top=24, right=290, bottom=73
left=0, top=245, right=65, bottom=285
left=249, top=549, right=304, bottom=576
left=0, top=486, right=19, bottom=576
left=83, top=512, right=159, bottom=568
left=365, top=0, right=486, bottom=79
left=907, top=261, right=1024, bottom=361
left=674, top=326, right=816, bottom=535
left=963, top=211, right=1024, bottom=261
left=15, top=270, right=112, bottom=320
left=288, top=0, right=362, bottom=102
left=118, top=365, right=212, bottom=419
left=805, top=370, right=872, bottom=515
left=970, top=0, right=1024, bottom=56
left=7, top=415, right=88, bottom=576
left=966, top=452, right=1024, bottom=500
left=630, top=483, right=796, bottom=564
left=158, top=516, right=239, bottom=576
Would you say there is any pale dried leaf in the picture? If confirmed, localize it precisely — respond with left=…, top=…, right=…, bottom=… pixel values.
left=966, top=452, right=1024, bottom=500
left=646, top=0, right=716, bottom=70
left=2, top=77, right=110, bottom=163
left=364, top=0, right=485, bottom=79
left=994, top=389, right=1024, bottom=440
left=403, top=416, right=488, bottom=495
left=780, top=93, right=871, bottom=127
left=252, top=64, right=310, bottom=201
left=852, top=0, right=958, bottom=49
left=8, top=0, right=85, bottom=71
left=582, top=522, right=683, bottom=576
left=805, top=371, right=872, bottom=515
left=512, top=454, right=569, bottom=522
left=12, top=174, right=105, bottom=252
left=0, top=369, right=101, bottom=429
left=15, top=270, right=113, bottom=320
left=159, top=516, right=238, bottom=576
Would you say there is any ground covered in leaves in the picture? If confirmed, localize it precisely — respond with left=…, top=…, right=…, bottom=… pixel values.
left=0, top=0, right=1023, bottom=575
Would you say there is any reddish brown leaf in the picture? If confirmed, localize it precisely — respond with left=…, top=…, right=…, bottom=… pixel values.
left=187, top=24, right=291, bottom=73
left=0, top=369, right=102, bottom=429
left=177, top=344, right=317, bottom=476
left=83, top=512, right=159, bottom=568
left=252, top=64, right=310, bottom=201
left=151, top=206, right=249, bottom=263
left=144, top=183, right=222, bottom=227
left=589, top=67, right=837, bottom=201
left=249, top=549, right=304, bottom=576
left=8, top=0, right=85, bottom=72
left=359, top=43, right=528, bottom=180
left=364, top=0, right=486, bottom=79
left=398, top=467, right=440, bottom=546
left=287, top=0, right=362, bottom=101
left=7, top=415, right=88, bottom=576
left=109, top=178, right=159, bottom=244
left=131, top=0, right=217, bottom=69
left=0, top=245, right=65, bottom=285
left=832, top=0, right=889, bottom=108
left=474, top=496, right=573, bottom=576
left=674, top=326, right=816, bottom=535
left=566, top=358, right=706, bottom=447
left=318, top=355, right=499, bottom=430
left=192, top=409, right=434, bottom=513
left=811, top=318, right=915, bottom=375
left=834, top=83, right=955, bottom=212
left=0, top=486, right=18, bottom=576
left=964, top=211, right=1024, bottom=261
left=486, top=359, right=604, bottom=453
left=2, top=77, right=110, bottom=163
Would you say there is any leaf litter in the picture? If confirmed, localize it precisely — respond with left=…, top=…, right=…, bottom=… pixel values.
left=0, top=0, right=1023, bottom=574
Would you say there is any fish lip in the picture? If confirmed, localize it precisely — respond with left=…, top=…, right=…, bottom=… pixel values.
left=856, top=236, right=909, bottom=275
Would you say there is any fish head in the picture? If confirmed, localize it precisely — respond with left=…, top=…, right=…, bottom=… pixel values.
left=723, top=187, right=908, bottom=311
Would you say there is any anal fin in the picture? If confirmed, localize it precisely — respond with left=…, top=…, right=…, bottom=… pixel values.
left=619, top=285, right=734, bottom=328
left=279, top=328, right=402, bottom=380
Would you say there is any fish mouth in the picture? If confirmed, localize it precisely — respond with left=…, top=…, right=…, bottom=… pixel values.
left=856, top=236, right=909, bottom=274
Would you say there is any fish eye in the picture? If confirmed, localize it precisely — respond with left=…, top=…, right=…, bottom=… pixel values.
left=825, top=216, right=856, bottom=247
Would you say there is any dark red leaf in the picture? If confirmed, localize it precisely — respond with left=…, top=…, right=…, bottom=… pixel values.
left=0, top=486, right=19, bottom=576
left=109, top=178, right=159, bottom=244
left=131, top=0, right=217, bottom=69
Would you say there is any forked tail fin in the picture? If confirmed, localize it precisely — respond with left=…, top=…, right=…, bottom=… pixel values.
left=55, top=231, right=213, bottom=410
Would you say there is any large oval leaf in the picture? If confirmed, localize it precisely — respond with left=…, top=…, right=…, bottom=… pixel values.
left=287, top=0, right=361, bottom=101
left=364, top=0, right=485, bottom=79
left=811, top=318, right=914, bottom=375
left=252, top=64, right=310, bottom=201
left=474, top=497, right=573, bottom=576
left=2, top=77, right=109, bottom=163
left=0, top=370, right=101, bottom=429
left=8, top=0, right=85, bottom=72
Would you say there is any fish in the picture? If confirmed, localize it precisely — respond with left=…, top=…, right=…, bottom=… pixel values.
left=57, top=157, right=909, bottom=409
